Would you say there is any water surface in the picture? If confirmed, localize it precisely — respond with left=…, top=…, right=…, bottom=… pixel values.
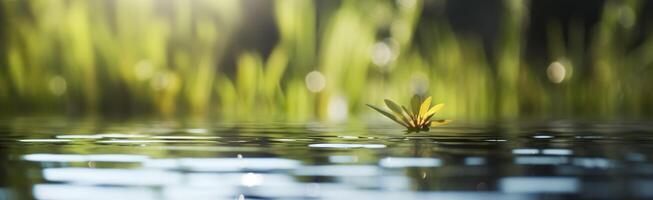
left=0, top=118, right=652, bottom=199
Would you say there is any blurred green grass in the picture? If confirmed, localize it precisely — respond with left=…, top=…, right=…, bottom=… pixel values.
left=0, top=0, right=651, bottom=121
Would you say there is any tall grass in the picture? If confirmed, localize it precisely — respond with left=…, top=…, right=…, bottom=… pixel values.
left=0, top=0, right=651, bottom=121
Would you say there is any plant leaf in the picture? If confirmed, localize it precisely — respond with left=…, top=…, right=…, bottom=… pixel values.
left=401, top=105, right=416, bottom=127
left=424, top=103, right=444, bottom=118
left=367, top=104, right=408, bottom=127
left=423, top=112, right=435, bottom=124
left=430, top=119, right=452, bottom=127
left=401, top=105, right=413, bottom=117
left=384, top=99, right=414, bottom=127
left=418, top=96, right=432, bottom=123
left=410, top=95, right=421, bottom=116
left=384, top=99, right=403, bottom=116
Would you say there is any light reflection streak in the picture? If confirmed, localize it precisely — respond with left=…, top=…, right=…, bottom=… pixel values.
left=294, top=165, right=379, bottom=176
left=56, top=135, right=103, bottom=139
left=512, top=149, right=539, bottom=155
left=572, top=157, right=614, bottom=169
left=627, top=153, right=646, bottom=162
left=23, top=154, right=149, bottom=163
left=185, top=128, right=209, bottom=134
left=318, top=190, right=534, bottom=200
left=308, top=143, right=386, bottom=149
left=94, top=134, right=148, bottom=138
left=18, top=139, right=71, bottom=143
left=328, top=155, right=358, bottom=163
left=42, top=168, right=182, bottom=186
left=144, top=158, right=300, bottom=172
left=161, top=186, right=235, bottom=199
left=34, top=184, right=157, bottom=200
left=464, top=157, right=486, bottom=166
left=151, top=136, right=221, bottom=140
left=515, top=156, right=568, bottom=165
left=151, top=146, right=263, bottom=152
left=379, top=157, right=441, bottom=168
left=499, top=177, right=579, bottom=193
left=97, top=140, right=215, bottom=144
left=542, top=149, right=573, bottom=156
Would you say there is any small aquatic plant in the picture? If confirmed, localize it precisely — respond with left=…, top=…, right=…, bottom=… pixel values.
left=367, top=95, right=451, bottom=132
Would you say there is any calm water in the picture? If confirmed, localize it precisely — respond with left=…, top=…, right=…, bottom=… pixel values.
left=0, top=118, right=652, bottom=199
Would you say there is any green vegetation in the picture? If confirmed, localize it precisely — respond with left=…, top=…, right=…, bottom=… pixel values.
left=0, top=0, right=652, bottom=121
left=367, top=95, right=450, bottom=132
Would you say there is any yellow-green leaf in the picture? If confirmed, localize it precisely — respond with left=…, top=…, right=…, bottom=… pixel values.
left=367, top=104, right=408, bottom=128
left=410, top=95, right=421, bottom=115
left=401, top=105, right=415, bottom=120
left=400, top=105, right=417, bottom=127
left=385, top=99, right=415, bottom=127
left=424, top=103, right=444, bottom=118
left=384, top=99, right=403, bottom=116
left=430, top=119, right=452, bottom=127
left=418, top=96, right=432, bottom=119
left=401, top=105, right=412, bottom=116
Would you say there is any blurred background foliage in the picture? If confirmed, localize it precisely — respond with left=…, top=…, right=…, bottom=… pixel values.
left=0, top=0, right=652, bottom=121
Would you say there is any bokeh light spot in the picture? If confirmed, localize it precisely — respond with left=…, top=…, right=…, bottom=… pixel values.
left=396, top=0, right=417, bottom=9
left=410, top=73, right=429, bottom=95
left=49, top=76, right=67, bottom=96
left=305, top=71, right=326, bottom=93
left=328, top=94, right=348, bottom=121
left=547, top=61, right=566, bottom=84
left=371, top=42, right=393, bottom=67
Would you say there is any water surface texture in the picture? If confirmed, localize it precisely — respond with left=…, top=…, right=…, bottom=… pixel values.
left=0, top=118, right=652, bottom=200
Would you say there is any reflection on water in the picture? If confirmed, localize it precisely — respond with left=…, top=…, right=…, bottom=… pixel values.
left=0, top=118, right=652, bottom=199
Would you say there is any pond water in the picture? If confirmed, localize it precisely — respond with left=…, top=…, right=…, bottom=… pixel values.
left=0, top=117, right=652, bottom=199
